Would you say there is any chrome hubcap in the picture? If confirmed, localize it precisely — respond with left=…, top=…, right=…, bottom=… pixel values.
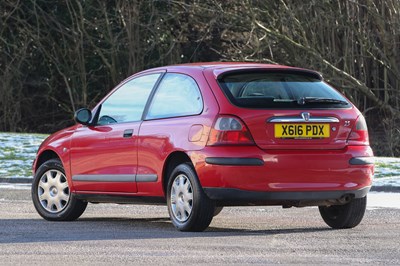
left=170, top=174, right=193, bottom=222
left=37, top=170, right=70, bottom=213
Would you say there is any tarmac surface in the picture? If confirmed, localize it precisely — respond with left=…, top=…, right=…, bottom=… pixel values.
left=0, top=187, right=399, bottom=265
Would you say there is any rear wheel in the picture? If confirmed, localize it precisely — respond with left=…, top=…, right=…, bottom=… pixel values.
left=32, top=159, right=87, bottom=221
left=319, top=196, right=367, bottom=229
left=167, top=163, right=215, bottom=232
left=213, top=207, right=224, bottom=217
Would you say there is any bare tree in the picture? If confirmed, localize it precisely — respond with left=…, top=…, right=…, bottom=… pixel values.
left=0, top=0, right=399, bottom=155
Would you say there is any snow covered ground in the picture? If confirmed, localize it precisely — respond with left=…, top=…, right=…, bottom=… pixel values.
left=0, top=132, right=46, bottom=179
left=0, top=132, right=400, bottom=188
left=367, top=192, right=400, bottom=209
left=373, top=157, right=400, bottom=188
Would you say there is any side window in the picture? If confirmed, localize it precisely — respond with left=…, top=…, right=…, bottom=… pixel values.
left=98, top=74, right=160, bottom=125
left=146, top=73, right=203, bottom=119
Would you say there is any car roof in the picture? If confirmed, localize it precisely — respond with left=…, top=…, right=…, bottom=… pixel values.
left=138, top=62, right=321, bottom=80
left=144, top=62, right=291, bottom=71
left=175, top=62, right=284, bottom=69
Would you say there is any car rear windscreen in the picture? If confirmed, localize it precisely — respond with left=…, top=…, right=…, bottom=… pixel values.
left=218, top=71, right=350, bottom=109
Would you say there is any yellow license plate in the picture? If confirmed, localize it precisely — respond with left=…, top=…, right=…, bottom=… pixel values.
left=274, top=124, right=330, bottom=138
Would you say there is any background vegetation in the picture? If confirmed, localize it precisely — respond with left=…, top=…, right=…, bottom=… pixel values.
left=1, top=0, right=399, bottom=156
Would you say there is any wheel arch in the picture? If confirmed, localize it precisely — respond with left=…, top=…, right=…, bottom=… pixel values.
left=162, top=151, right=192, bottom=196
left=35, top=150, right=61, bottom=172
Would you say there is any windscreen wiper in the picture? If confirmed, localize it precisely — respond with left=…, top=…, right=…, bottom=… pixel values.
left=296, top=97, right=348, bottom=105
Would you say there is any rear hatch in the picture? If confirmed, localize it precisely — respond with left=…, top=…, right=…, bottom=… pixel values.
left=215, top=69, right=357, bottom=150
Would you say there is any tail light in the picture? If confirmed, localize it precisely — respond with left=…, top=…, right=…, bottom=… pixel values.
left=347, top=115, right=369, bottom=145
left=207, top=115, right=254, bottom=146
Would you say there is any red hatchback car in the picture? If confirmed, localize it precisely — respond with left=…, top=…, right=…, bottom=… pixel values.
left=32, top=62, right=374, bottom=231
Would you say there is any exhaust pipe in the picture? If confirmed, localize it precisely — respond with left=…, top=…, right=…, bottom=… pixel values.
left=338, top=194, right=353, bottom=204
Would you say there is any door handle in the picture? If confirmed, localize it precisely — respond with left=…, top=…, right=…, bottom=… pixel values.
left=123, top=129, right=134, bottom=138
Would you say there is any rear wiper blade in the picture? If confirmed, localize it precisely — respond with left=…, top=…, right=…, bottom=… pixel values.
left=297, top=97, right=348, bottom=105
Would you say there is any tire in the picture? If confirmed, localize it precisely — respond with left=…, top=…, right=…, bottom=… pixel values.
left=167, top=163, right=215, bottom=232
left=319, top=196, right=367, bottom=229
left=32, top=159, right=87, bottom=221
left=213, top=207, right=224, bottom=217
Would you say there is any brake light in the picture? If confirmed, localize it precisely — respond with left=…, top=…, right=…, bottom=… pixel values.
left=207, top=116, right=254, bottom=146
left=347, top=115, right=369, bottom=145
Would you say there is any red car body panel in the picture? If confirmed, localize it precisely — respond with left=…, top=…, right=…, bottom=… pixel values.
left=33, top=62, right=374, bottom=204
left=193, top=145, right=373, bottom=192
left=70, top=122, right=140, bottom=193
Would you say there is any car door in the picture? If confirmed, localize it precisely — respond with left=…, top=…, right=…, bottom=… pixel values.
left=70, top=73, right=162, bottom=193
left=137, top=73, right=208, bottom=195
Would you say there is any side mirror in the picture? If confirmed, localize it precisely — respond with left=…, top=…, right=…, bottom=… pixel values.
left=74, top=108, right=92, bottom=125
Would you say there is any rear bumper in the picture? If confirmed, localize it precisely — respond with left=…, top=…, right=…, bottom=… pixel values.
left=191, top=145, right=374, bottom=195
left=203, top=186, right=371, bottom=207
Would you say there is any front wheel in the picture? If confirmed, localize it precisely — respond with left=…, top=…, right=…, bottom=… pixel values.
left=167, top=163, right=215, bottom=232
left=319, top=196, right=367, bottom=229
left=32, top=159, right=87, bottom=221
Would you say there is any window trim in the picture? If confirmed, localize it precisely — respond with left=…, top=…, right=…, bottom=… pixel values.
left=91, top=72, right=165, bottom=126
left=141, top=72, right=166, bottom=120
left=143, top=72, right=204, bottom=121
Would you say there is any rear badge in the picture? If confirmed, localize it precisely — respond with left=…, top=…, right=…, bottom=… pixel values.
left=301, top=112, right=310, bottom=121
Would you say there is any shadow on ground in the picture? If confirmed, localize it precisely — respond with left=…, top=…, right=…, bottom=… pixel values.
left=0, top=217, right=332, bottom=244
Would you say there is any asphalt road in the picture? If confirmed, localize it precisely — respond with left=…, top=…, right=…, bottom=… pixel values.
left=1, top=187, right=399, bottom=265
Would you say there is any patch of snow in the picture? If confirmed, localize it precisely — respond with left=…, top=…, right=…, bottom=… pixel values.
left=367, top=192, right=400, bottom=209
left=0, top=183, right=31, bottom=190
left=0, top=132, right=47, bottom=179
left=373, top=157, right=400, bottom=188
